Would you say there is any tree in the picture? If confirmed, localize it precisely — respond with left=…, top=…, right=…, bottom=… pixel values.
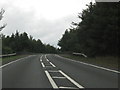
left=58, top=29, right=70, bottom=51
left=58, top=2, right=119, bottom=57
left=2, top=31, right=58, bottom=54
left=45, top=44, right=57, bottom=53
left=0, top=8, right=58, bottom=54
left=0, top=9, right=6, bottom=31
left=0, top=9, right=6, bottom=55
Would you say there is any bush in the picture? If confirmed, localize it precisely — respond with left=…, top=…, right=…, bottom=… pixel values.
left=2, top=46, right=14, bottom=54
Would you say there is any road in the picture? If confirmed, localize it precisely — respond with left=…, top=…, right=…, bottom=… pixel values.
left=2, top=54, right=119, bottom=89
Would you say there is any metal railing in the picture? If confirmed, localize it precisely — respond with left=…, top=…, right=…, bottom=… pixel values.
left=72, top=52, right=87, bottom=58
left=0, top=53, right=16, bottom=58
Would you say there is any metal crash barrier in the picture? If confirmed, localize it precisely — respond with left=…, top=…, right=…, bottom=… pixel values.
left=72, top=52, right=87, bottom=58
left=0, top=53, right=16, bottom=58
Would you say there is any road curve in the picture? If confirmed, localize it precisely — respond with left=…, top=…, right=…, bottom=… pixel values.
left=2, top=54, right=118, bottom=89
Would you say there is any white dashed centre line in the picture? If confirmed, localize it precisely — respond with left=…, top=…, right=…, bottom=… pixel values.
left=41, top=55, right=84, bottom=89
left=40, top=55, right=43, bottom=62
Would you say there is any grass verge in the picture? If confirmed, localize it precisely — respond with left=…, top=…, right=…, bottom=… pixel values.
left=59, top=54, right=119, bottom=71
left=1, top=55, right=29, bottom=65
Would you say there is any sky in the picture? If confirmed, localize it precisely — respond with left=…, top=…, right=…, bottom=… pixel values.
left=96, top=0, right=119, bottom=2
left=0, top=0, right=96, bottom=47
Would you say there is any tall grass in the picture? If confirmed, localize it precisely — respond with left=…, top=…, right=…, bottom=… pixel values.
left=60, top=54, right=119, bottom=70
left=2, top=55, right=28, bottom=65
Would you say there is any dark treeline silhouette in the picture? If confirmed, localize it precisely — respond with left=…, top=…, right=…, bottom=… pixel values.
left=2, top=31, right=58, bottom=54
left=58, top=2, right=119, bottom=57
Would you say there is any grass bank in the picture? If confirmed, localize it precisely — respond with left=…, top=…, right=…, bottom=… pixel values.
left=59, top=54, right=119, bottom=71
left=1, top=55, right=29, bottom=65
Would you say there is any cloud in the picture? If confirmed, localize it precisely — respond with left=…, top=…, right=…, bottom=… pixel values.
left=95, top=0, right=119, bottom=2
left=0, top=0, right=93, bottom=47
left=1, top=4, right=80, bottom=47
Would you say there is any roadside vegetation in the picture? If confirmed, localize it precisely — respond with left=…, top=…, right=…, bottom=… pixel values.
left=1, top=55, right=29, bottom=65
left=58, top=2, right=119, bottom=57
left=60, top=54, right=119, bottom=70
left=1, top=8, right=58, bottom=55
left=1, top=31, right=58, bottom=65
left=2, top=31, right=58, bottom=54
left=58, top=2, right=119, bottom=70
left=1, top=2, right=119, bottom=69
left=1, top=8, right=58, bottom=65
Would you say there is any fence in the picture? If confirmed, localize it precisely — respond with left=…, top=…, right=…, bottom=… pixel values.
left=0, top=53, right=16, bottom=58
left=72, top=52, right=87, bottom=58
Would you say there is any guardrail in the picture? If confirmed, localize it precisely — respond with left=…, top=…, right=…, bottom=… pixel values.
left=0, top=53, right=16, bottom=58
left=72, top=52, right=87, bottom=58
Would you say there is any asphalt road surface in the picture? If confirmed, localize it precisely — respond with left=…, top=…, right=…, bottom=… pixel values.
left=1, top=54, right=119, bottom=89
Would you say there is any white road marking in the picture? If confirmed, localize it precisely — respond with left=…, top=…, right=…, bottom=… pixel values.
left=0, top=55, right=34, bottom=68
left=45, top=70, right=58, bottom=89
left=48, top=70, right=59, bottom=72
left=45, top=55, right=49, bottom=62
left=40, top=55, right=43, bottom=62
left=59, top=70, right=84, bottom=88
left=45, top=66, right=53, bottom=68
left=41, top=62, right=45, bottom=67
left=40, top=60, right=42, bottom=62
left=52, top=76, right=66, bottom=79
left=50, top=62, right=56, bottom=67
left=59, top=86, right=78, bottom=89
left=46, top=59, right=49, bottom=62
left=41, top=55, right=84, bottom=89
left=78, top=61, right=120, bottom=73
left=56, top=55, right=120, bottom=74
left=45, top=54, right=56, bottom=67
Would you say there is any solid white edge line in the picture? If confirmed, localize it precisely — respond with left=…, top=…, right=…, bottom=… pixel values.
left=45, top=70, right=58, bottom=89
left=50, top=62, right=56, bottom=67
left=45, top=54, right=49, bottom=62
left=79, top=61, right=120, bottom=73
left=56, top=55, right=120, bottom=74
left=59, top=70, right=84, bottom=88
left=41, top=62, right=45, bottom=67
left=0, top=55, right=34, bottom=68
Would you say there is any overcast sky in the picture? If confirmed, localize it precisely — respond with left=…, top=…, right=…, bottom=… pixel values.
left=0, top=0, right=96, bottom=47
left=96, top=0, right=119, bottom=2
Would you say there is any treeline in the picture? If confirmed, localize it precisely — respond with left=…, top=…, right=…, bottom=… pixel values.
left=2, top=31, right=58, bottom=54
left=58, top=2, right=119, bottom=57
